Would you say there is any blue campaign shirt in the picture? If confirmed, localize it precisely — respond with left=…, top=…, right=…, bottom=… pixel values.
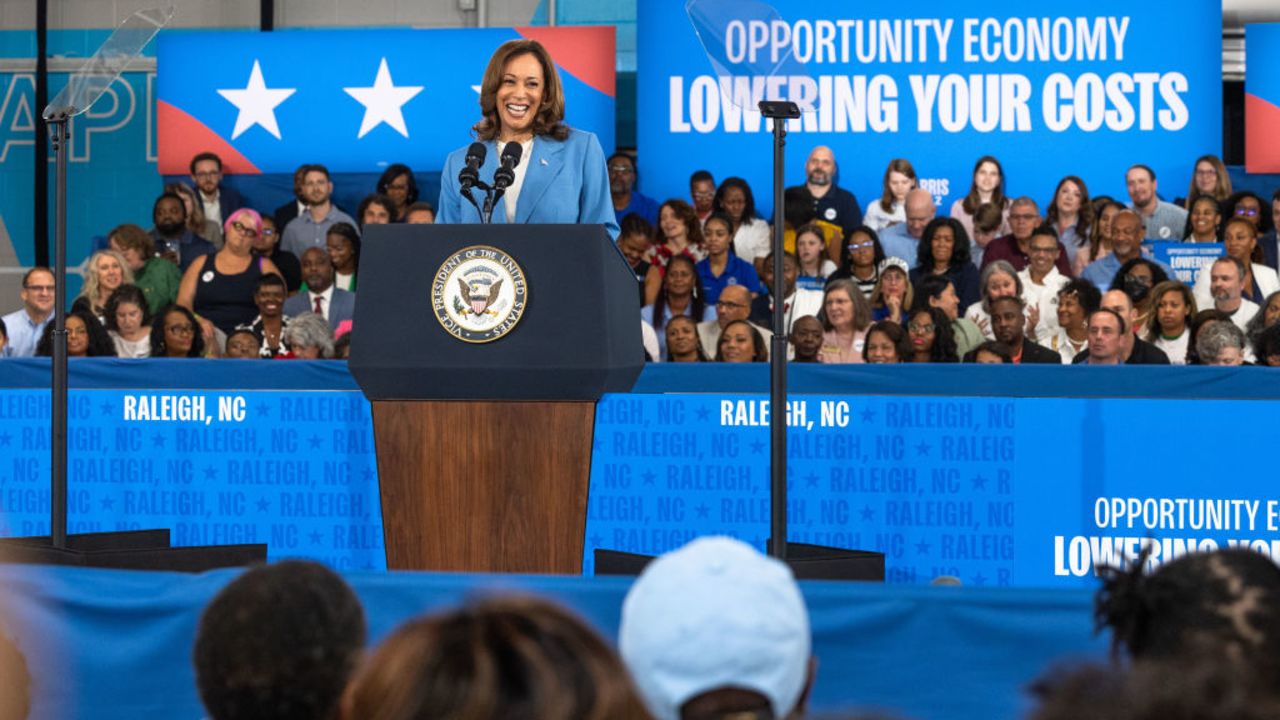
left=615, top=190, right=660, bottom=226
left=695, top=254, right=764, bottom=306
left=1081, top=251, right=1176, bottom=291
left=877, top=223, right=919, bottom=268
left=1, top=309, right=50, bottom=358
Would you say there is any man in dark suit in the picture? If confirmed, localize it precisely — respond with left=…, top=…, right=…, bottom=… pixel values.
left=990, top=295, right=1062, bottom=364
left=189, top=152, right=245, bottom=230
left=1071, top=289, right=1171, bottom=365
left=273, top=164, right=309, bottom=236
left=284, top=247, right=355, bottom=333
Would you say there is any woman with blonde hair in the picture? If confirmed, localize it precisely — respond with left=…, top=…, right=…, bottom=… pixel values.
left=72, top=249, right=133, bottom=321
left=1180, top=154, right=1232, bottom=209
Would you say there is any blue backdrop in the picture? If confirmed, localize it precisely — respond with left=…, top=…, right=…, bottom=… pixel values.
left=637, top=0, right=1222, bottom=216
left=0, top=361, right=1276, bottom=590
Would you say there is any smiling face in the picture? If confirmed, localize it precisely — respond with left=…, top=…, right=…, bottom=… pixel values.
left=718, top=322, right=757, bottom=362
left=1190, top=197, right=1221, bottom=239
left=864, top=329, right=899, bottom=363
left=1028, top=233, right=1059, bottom=276
left=1110, top=212, right=1143, bottom=258
left=1057, top=291, right=1085, bottom=331
left=824, top=286, right=854, bottom=331
left=974, top=161, right=1000, bottom=194
left=658, top=205, right=686, bottom=243
left=96, top=254, right=124, bottom=294
left=617, top=234, right=649, bottom=268
left=1125, top=167, right=1156, bottom=208
left=496, top=52, right=544, bottom=142
left=326, top=233, right=355, bottom=271
left=254, top=282, right=286, bottom=318
left=1194, top=160, right=1218, bottom=194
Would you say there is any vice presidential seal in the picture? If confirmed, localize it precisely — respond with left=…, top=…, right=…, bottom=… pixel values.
left=432, top=245, right=528, bottom=343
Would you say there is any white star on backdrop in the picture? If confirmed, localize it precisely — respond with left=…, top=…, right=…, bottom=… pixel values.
left=216, top=60, right=296, bottom=140
left=343, top=58, right=424, bottom=139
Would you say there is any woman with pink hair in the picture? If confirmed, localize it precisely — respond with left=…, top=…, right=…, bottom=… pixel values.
left=177, top=208, right=282, bottom=347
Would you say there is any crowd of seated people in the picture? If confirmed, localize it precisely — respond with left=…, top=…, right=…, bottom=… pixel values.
left=624, top=148, right=1280, bottom=366
left=2, top=148, right=1278, bottom=368
left=0, top=153, right=438, bottom=360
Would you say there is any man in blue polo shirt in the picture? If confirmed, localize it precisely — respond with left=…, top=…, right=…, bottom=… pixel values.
left=608, top=152, right=658, bottom=226
left=2, top=268, right=55, bottom=358
left=1081, top=210, right=1174, bottom=290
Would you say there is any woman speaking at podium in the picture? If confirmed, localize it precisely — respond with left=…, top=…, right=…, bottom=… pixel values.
left=438, top=39, right=618, bottom=237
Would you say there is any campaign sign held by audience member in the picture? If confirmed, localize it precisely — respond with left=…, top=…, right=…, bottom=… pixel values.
left=156, top=27, right=616, bottom=174
left=639, top=0, right=1220, bottom=217
left=1245, top=23, right=1280, bottom=173
left=1145, top=242, right=1223, bottom=284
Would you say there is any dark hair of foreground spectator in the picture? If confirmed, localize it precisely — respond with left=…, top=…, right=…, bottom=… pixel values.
left=194, top=560, right=366, bottom=720
left=1029, top=660, right=1280, bottom=720
left=340, top=595, right=649, bottom=720
left=1095, top=547, right=1280, bottom=688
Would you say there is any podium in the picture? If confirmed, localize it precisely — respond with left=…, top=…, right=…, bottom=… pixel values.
left=348, top=224, right=643, bottom=573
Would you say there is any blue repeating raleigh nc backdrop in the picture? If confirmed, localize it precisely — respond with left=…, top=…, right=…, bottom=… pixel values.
left=0, top=362, right=1277, bottom=588
left=637, top=0, right=1221, bottom=217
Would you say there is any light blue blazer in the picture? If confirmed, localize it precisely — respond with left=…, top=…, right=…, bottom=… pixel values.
left=437, top=128, right=619, bottom=239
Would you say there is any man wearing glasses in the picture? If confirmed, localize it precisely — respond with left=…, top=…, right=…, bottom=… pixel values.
left=189, top=152, right=245, bottom=230
left=981, top=197, right=1074, bottom=276
left=689, top=170, right=717, bottom=226
left=2, top=268, right=55, bottom=358
left=697, top=284, right=772, bottom=359
left=608, top=152, right=658, bottom=226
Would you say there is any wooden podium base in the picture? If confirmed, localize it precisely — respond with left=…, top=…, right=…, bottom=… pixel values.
left=371, top=400, right=595, bottom=573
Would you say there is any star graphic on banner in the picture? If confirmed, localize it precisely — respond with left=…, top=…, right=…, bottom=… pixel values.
left=343, top=58, right=424, bottom=139
left=805, top=472, right=819, bottom=489
left=860, top=505, right=875, bottom=521
left=915, top=440, right=931, bottom=456
left=255, top=402, right=271, bottom=418
left=695, top=405, right=710, bottom=421
left=100, top=496, right=115, bottom=510
left=972, top=573, right=988, bottom=586
left=971, top=474, right=988, bottom=491
left=217, top=60, right=296, bottom=140
left=695, top=503, right=710, bottom=519
left=860, top=407, right=875, bottom=423
left=256, top=497, right=271, bottom=512
left=588, top=533, right=603, bottom=548
left=309, top=530, right=325, bottom=546
left=750, top=439, right=765, bottom=454
left=641, top=470, right=656, bottom=486
left=308, top=434, right=323, bottom=450
left=915, top=539, right=931, bottom=555
left=152, top=432, right=166, bottom=448
left=203, top=466, right=218, bottom=481
left=99, top=401, right=114, bottom=416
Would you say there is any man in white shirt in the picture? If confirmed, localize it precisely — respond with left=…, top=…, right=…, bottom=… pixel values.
left=1209, top=256, right=1261, bottom=333
left=1018, top=225, right=1069, bottom=343
left=699, top=285, right=771, bottom=359
left=749, top=251, right=822, bottom=337
left=1, top=268, right=55, bottom=358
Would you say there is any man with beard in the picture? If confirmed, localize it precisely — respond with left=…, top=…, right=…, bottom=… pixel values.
left=281, top=165, right=356, bottom=258
left=609, top=152, right=658, bottom=225
left=283, top=247, right=355, bottom=333
left=149, top=192, right=215, bottom=272
left=988, top=295, right=1061, bottom=364
left=189, top=152, right=244, bottom=231
left=1208, top=256, right=1261, bottom=334
left=1126, top=164, right=1187, bottom=241
left=783, top=146, right=862, bottom=247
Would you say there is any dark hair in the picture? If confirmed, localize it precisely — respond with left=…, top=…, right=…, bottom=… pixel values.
left=1045, top=175, right=1093, bottom=244
left=689, top=169, right=714, bottom=187
left=838, top=225, right=885, bottom=273
left=715, top=319, right=768, bottom=362
left=910, top=275, right=953, bottom=313
left=341, top=595, right=649, bottom=720
left=907, top=306, right=957, bottom=362
left=1108, top=258, right=1169, bottom=303
left=103, top=284, right=150, bottom=334
left=255, top=273, right=287, bottom=294
left=473, top=39, right=569, bottom=142
left=965, top=340, right=1013, bottom=363
left=1058, top=279, right=1102, bottom=317
left=1090, top=307, right=1128, bottom=335
left=1257, top=322, right=1280, bottom=363
left=36, top=307, right=116, bottom=357
left=153, top=191, right=188, bottom=220
left=1145, top=281, right=1197, bottom=339
left=1096, top=547, right=1280, bottom=688
left=961, top=155, right=1007, bottom=215
left=1127, top=163, right=1156, bottom=182
left=332, top=331, right=352, bottom=358
left=1029, top=660, right=1280, bottom=720
left=1182, top=193, right=1223, bottom=240
left=194, top=560, right=366, bottom=720
left=916, top=217, right=972, bottom=271
left=326, top=222, right=362, bottom=274
left=619, top=213, right=653, bottom=241
left=224, top=328, right=261, bottom=355
left=654, top=199, right=704, bottom=248
left=376, top=163, right=418, bottom=207
left=0, top=317, right=6, bottom=340
left=664, top=314, right=706, bottom=362
left=862, top=320, right=910, bottom=362
left=703, top=211, right=737, bottom=241
left=1031, top=223, right=1059, bottom=242
left=649, top=255, right=706, bottom=333
left=189, top=151, right=222, bottom=174
left=300, top=163, right=331, bottom=182
left=1186, top=309, right=1233, bottom=364
left=1087, top=200, right=1127, bottom=264
left=150, top=304, right=205, bottom=358
left=21, top=266, right=53, bottom=288
left=712, top=177, right=760, bottom=222
left=355, top=194, right=393, bottom=230
left=878, top=158, right=916, bottom=213
left=1246, top=290, right=1280, bottom=352
left=973, top=201, right=1004, bottom=234
left=1223, top=190, right=1273, bottom=234
left=403, top=201, right=435, bottom=220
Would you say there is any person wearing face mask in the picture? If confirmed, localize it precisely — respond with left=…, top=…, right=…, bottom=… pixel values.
left=437, top=39, right=617, bottom=238
left=1108, top=257, right=1168, bottom=327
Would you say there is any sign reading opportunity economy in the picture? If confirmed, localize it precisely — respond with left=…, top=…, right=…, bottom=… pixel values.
left=156, top=26, right=616, bottom=174
left=638, top=0, right=1221, bottom=218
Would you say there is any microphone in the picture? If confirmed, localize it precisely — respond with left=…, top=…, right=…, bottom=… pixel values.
left=492, top=142, right=523, bottom=193
left=459, top=142, right=486, bottom=216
